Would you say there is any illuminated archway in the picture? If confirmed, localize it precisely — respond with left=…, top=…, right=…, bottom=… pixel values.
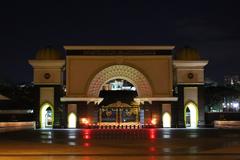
left=184, top=102, right=198, bottom=128
left=68, top=112, right=77, bottom=128
left=162, top=112, right=171, bottom=128
left=102, top=78, right=136, bottom=91
left=87, top=65, right=152, bottom=97
left=39, top=103, right=54, bottom=129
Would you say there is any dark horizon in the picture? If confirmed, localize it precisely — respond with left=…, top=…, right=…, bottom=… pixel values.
left=0, top=1, right=239, bottom=84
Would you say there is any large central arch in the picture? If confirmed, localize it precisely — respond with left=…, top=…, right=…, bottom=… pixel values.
left=87, top=65, right=153, bottom=97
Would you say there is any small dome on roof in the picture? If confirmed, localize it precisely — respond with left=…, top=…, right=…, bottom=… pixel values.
left=176, top=47, right=201, bottom=60
left=35, top=46, right=64, bottom=60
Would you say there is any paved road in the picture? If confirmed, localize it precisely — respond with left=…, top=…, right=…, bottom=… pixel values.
left=0, top=128, right=240, bottom=159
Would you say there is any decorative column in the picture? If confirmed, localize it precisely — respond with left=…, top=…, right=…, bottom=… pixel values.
left=173, top=48, right=208, bottom=128
left=28, top=47, right=65, bottom=129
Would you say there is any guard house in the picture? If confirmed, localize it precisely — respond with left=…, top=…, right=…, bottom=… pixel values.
left=29, top=45, right=208, bottom=129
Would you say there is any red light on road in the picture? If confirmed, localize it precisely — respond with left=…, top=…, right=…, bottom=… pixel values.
left=83, top=142, right=90, bottom=147
left=83, top=134, right=90, bottom=140
left=83, top=129, right=91, bottom=140
left=149, top=129, right=156, bottom=140
left=150, top=134, right=156, bottom=139
left=149, top=146, right=156, bottom=152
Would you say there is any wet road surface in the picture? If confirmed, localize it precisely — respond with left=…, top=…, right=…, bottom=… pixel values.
left=0, top=128, right=240, bottom=159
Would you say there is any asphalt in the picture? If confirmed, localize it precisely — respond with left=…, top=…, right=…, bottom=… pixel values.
left=0, top=128, right=240, bottom=160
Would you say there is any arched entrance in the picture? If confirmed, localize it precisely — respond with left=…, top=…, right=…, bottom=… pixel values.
left=87, top=65, right=152, bottom=97
left=162, top=112, right=171, bottom=128
left=87, top=65, right=153, bottom=128
left=184, top=102, right=198, bottom=128
left=39, top=103, right=54, bottom=129
left=98, top=78, right=140, bottom=127
left=68, top=112, right=77, bottom=128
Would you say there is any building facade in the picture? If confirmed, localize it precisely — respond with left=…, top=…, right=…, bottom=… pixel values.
left=29, top=45, right=208, bottom=129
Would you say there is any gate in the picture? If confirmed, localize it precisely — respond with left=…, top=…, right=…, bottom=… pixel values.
left=99, top=101, right=140, bottom=128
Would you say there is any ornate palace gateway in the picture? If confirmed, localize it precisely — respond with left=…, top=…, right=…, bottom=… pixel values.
left=29, top=45, right=208, bottom=129
left=99, top=101, right=140, bottom=128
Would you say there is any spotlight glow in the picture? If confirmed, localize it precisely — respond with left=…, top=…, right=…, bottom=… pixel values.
left=81, top=118, right=89, bottom=125
left=151, top=118, right=157, bottom=125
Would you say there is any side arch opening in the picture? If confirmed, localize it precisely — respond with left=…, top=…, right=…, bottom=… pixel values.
left=162, top=112, right=171, bottom=128
left=68, top=112, right=77, bottom=128
left=184, top=102, right=198, bottom=128
left=39, top=103, right=54, bottom=129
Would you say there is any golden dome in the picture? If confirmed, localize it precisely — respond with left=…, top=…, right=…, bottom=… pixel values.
left=35, top=46, right=64, bottom=60
left=176, top=47, right=201, bottom=60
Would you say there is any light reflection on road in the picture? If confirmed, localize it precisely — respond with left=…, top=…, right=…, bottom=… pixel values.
left=83, top=129, right=92, bottom=140
left=34, top=128, right=240, bottom=155
left=40, top=130, right=53, bottom=144
left=1, top=128, right=240, bottom=159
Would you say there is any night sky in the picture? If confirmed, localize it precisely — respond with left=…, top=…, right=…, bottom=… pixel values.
left=0, top=1, right=239, bottom=84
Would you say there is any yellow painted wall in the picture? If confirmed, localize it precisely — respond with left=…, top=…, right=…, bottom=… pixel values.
left=66, top=56, right=173, bottom=97
left=184, top=87, right=198, bottom=105
left=40, top=87, right=54, bottom=105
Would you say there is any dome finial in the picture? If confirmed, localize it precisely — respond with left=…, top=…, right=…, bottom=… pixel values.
left=35, top=46, right=64, bottom=60
left=176, top=46, right=201, bottom=60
